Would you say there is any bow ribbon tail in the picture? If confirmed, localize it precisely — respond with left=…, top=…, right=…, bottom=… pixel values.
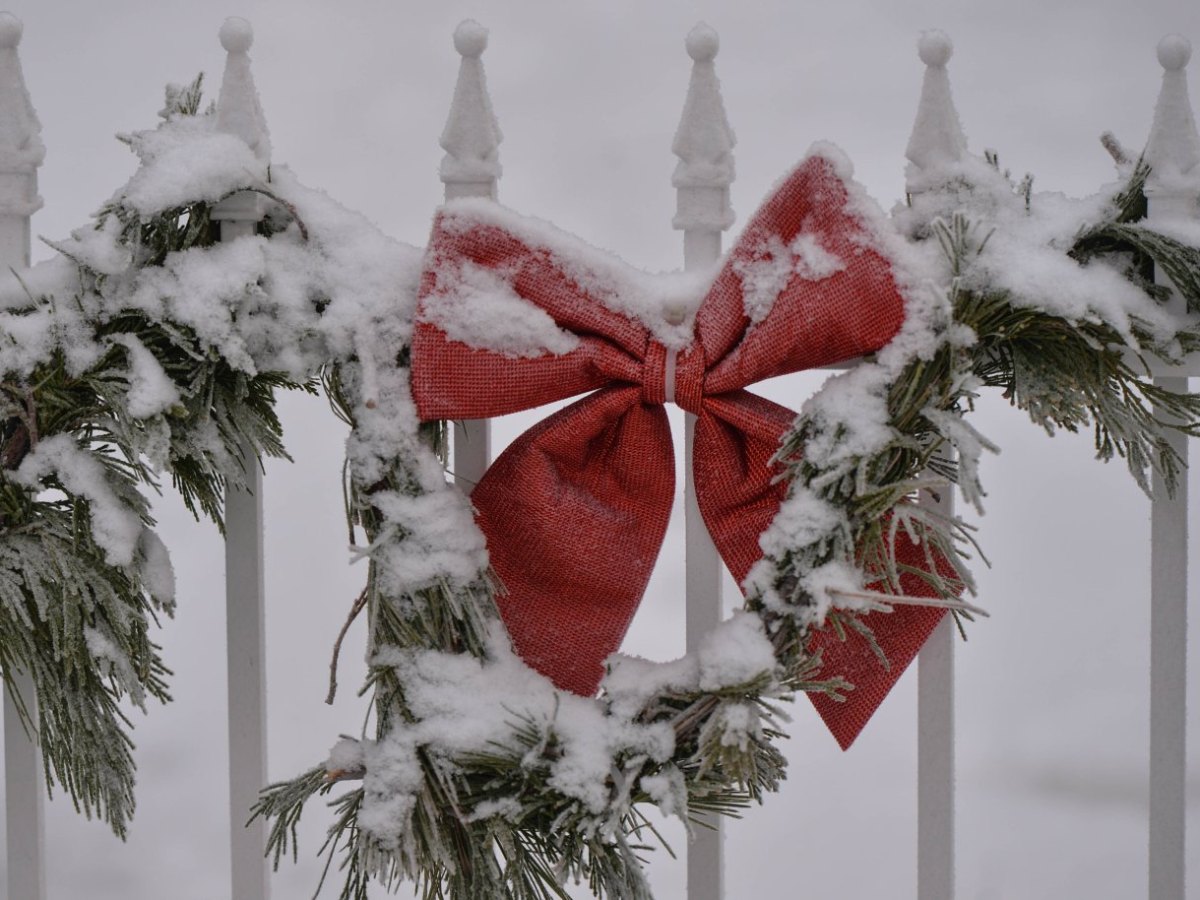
left=471, top=386, right=675, bottom=696
left=693, top=391, right=951, bottom=750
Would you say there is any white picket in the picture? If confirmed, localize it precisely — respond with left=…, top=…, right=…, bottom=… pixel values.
left=441, top=20, right=501, bottom=491
left=212, top=17, right=272, bottom=900
left=917, top=512, right=956, bottom=900
left=671, top=23, right=737, bottom=900
left=0, top=12, right=46, bottom=900
left=905, top=33, right=966, bottom=900
left=1142, top=34, right=1199, bottom=900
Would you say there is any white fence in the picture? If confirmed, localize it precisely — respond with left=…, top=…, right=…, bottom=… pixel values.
left=0, top=14, right=1197, bottom=900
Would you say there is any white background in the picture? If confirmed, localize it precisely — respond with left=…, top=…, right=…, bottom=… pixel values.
left=0, top=1, right=1198, bottom=897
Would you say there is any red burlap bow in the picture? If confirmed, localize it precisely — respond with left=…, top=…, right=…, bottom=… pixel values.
left=412, top=155, right=945, bottom=749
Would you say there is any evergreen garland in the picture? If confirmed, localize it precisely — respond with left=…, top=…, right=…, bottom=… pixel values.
left=253, top=158, right=1200, bottom=900
left=0, top=77, right=1197, bottom=900
left=0, top=75, right=305, bottom=834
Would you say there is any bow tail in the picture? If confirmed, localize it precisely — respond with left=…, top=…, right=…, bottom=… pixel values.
left=809, top=601, right=946, bottom=750
left=471, top=387, right=675, bottom=697
left=693, top=390, right=950, bottom=750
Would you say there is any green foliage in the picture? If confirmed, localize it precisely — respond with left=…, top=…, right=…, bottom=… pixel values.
left=0, top=76, right=305, bottom=837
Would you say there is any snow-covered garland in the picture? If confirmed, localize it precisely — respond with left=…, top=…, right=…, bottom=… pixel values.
left=2, top=79, right=1199, bottom=898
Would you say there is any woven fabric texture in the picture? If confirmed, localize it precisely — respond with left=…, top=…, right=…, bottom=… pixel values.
left=412, top=156, right=945, bottom=748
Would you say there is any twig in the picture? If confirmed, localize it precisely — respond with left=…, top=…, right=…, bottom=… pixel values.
left=220, top=186, right=311, bottom=241
left=1100, top=131, right=1131, bottom=166
left=826, top=586, right=990, bottom=618
left=326, top=587, right=368, bottom=705
left=324, top=765, right=366, bottom=783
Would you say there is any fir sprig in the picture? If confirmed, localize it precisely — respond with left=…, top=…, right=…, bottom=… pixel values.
left=0, top=76, right=307, bottom=836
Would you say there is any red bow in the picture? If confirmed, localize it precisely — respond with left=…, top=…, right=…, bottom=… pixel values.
left=412, top=155, right=945, bottom=749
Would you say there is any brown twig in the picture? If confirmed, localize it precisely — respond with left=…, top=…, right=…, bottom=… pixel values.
left=324, top=765, right=366, bottom=784
left=1100, top=131, right=1131, bottom=166
left=219, top=186, right=311, bottom=242
left=1, top=383, right=37, bottom=472
left=325, top=586, right=368, bottom=705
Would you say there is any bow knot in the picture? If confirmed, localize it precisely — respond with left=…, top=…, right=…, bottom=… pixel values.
left=412, top=152, right=949, bottom=748
left=639, top=341, right=705, bottom=412
left=672, top=344, right=706, bottom=413
left=639, top=341, right=670, bottom=406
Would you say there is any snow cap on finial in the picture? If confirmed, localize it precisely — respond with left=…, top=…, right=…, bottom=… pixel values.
left=219, top=16, right=253, bottom=55
left=214, top=16, right=271, bottom=162
left=1143, top=34, right=1200, bottom=188
left=440, top=19, right=502, bottom=197
left=672, top=20, right=736, bottom=226
left=905, top=29, right=968, bottom=188
left=454, top=19, right=488, bottom=58
left=0, top=12, right=23, bottom=49
left=0, top=10, right=45, bottom=181
left=1158, top=34, right=1191, bottom=71
left=686, top=23, right=719, bottom=62
left=917, top=29, right=953, bottom=68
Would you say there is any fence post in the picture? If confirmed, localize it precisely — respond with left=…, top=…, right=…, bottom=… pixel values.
left=211, top=17, right=271, bottom=900
left=1142, top=33, right=1199, bottom=900
left=440, top=19, right=501, bottom=491
left=905, top=31, right=965, bottom=900
left=672, top=23, right=735, bottom=900
left=0, top=14, right=46, bottom=900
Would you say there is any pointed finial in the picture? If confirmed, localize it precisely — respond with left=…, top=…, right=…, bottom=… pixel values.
left=0, top=12, right=44, bottom=175
left=214, top=16, right=271, bottom=162
left=0, top=11, right=44, bottom=232
left=905, top=30, right=968, bottom=189
left=672, top=22, right=736, bottom=233
left=1143, top=34, right=1200, bottom=190
left=440, top=19, right=502, bottom=200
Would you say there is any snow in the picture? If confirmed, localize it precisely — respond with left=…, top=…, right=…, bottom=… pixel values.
left=791, top=232, right=846, bottom=281
left=731, top=227, right=848, bottom=326
left=708, top=701, right=762, bottom=751
left=13, top=434, right=144, bottom=567
left=136, top=527, right=176, bottom=610
left=367, top=625, right=675, bottom=822
left=732, top=234, right=793, bottom=324
left=324, top=736, right=365, bottom=774
left=452, top=19, right=489, bottom=59
left=696, top=611, right=777, bottom=690
left=46, top=215, right=130, bottom=275
left=438, top=197, right=714, bottom=349
left=85, top=625, right=148, bottom=707
left=420, top=259, right=581, bottom=357
left=119, top=120, right=267, bottom=216
left=108, top=333, right=181, bottom=418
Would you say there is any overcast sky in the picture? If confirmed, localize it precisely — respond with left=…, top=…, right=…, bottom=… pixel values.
left=2, top=1, right=1199, bottom=898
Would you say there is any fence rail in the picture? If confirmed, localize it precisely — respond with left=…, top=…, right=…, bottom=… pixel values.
left=0, top=14, right=1196, bottom=900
